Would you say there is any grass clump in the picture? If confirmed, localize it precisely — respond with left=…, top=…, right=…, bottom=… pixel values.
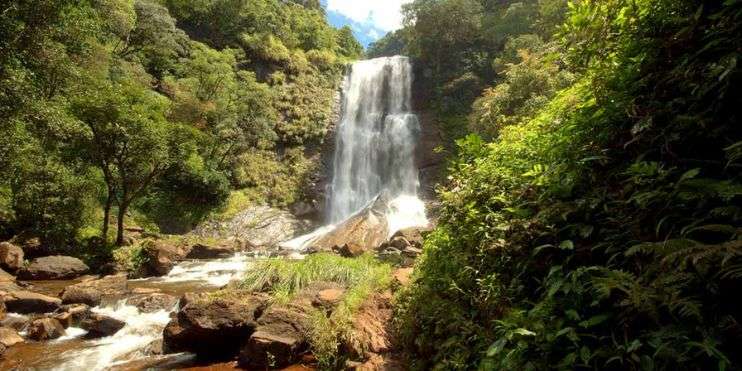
left=242, top=253, right=393, bottom=368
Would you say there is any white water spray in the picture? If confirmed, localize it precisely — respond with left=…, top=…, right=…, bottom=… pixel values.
left=329, top=56, right=423, bottom=225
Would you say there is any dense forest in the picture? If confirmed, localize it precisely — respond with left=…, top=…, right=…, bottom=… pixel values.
left=1, top=0, right=741, bottom=370
left=375, top=0, right=742, bottom=369
left=0, top=0, right=361, bottom=255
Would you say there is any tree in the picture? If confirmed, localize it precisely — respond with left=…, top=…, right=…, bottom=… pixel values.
left=335, top=26, right=363, bottom=59
left=73, top=80, right=175, bottom=245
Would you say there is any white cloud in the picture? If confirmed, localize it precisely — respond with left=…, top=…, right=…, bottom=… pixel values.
left=326, top=0, right=411, bottom=31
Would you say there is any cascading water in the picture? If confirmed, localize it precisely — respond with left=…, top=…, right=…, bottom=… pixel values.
left=329, top=56, right=423, bottom=223
left=282, top=56, right=428, bottom=251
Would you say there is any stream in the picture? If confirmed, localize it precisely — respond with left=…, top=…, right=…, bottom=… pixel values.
left=0, top=253, right=253, bottom=370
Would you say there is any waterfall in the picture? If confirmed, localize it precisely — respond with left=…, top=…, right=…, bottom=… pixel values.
left=329, top=56, right=424, bottom=224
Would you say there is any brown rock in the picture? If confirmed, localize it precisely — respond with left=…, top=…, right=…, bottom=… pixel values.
left=141, top=241, right=188, bottom=276
left=60, top=274, right=128, bottom=306
left=162, top=293, right=269, bottom=358
left=18, top=256, right=89, bottom=280
left=334, top=242, right=366, bottom=258
left=80, top=314, right=125, bottom=338
left=0, top=268, right=15, bottom=283
left=57, top=304, right=91, bottom=328
left=28, top=318, right=66, bottom=340
left=125, top=293, right=177, bottom=313
left=0, top=242, right=24, bottom=273
left=0, top=327, right=24, bottom=347
left=309, top=194, right=390, bottom=255
left=2, top=290, right=61, bottom=314
left=186, top=243, right=234, bottom=259
left=9, top=234, right=48, bottom=259
left=238, top=305, right=311, bottom=368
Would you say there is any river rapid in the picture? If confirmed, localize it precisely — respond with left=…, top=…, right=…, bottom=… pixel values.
left=0, top=253, right=253, bottom=370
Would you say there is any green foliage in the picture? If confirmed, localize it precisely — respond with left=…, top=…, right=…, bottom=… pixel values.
left=398, top=0, right=742, bottom=370
left=0, top=0, right=359, bottom=250
left=469, top=36, right=574, bottom=139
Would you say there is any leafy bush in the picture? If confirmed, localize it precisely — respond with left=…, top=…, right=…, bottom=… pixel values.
left=397, top=0, right=742, bottom=370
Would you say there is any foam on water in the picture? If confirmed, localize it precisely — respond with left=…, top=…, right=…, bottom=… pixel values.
left=53, top=301, right=174, bottom=371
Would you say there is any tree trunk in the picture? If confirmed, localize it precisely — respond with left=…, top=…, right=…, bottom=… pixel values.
left=116, top=201, right=128, bottom=246
left=102, top=192, right=113, bottom=242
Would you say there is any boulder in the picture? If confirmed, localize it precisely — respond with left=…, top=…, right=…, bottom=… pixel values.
left=18, top=256, right=89, bottom=280
left=54, top=304, right=91, bottom=328
left=390, top=227, right=428, bottom=248
left=9, top=234, right=49, bottom=259
left=2, top=290, right=61, bottom=313
left=238, top=305, right=311, bottom=369
left=1, top=313, right=29, bottom=331
left=334, top=242, right=366, bottom=258
left=0, top=327, right=24, bottom=347
left=0, top=268, right=15, bottom=283
left=141, top=241, right=188, bottom=277
left=0, top=242, right=24, bottom=273
left=193, top=206, right=309, bottom=248
left=80, top=314, right=126, bottom=338
left=163, top=292, right=269, bottom=358
left=186, top=243, right=234, bottom=259
left=125, top=293, right=178, bottom=313
left=308, top=194, right=390, bottom=254
left=28, top=317, right=66, bottom=340
left=60, top=274, right=128, bottom=306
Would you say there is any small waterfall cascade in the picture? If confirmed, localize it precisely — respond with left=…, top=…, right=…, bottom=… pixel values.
left=328, top=56, right=423, bottom=223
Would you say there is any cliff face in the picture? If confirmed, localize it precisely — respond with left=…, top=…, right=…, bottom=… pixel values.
left=412, top=68, right=447, bottom=204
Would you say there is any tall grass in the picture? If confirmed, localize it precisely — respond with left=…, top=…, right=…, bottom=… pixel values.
left=242, top=253, right=391, bottom=299
left=241, top=253, right=393, bottom=367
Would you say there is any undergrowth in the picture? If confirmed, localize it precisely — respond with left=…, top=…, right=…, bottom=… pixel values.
left=397, top=0, right=742, bottom=370
left=242, top=253, right=393, bottom=368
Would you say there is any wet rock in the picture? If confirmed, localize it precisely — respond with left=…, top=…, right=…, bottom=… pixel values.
left=193, top=206, right=309, bottom=248
left=163, top=292, right=269, bottom=358
left=141, top=240, right=189, bottom=277
left=1, top=290, right=61, bottom=313
left=60, top=274, right=128, bottom=306
left=18, top=255, right=89, bottom=280
left=131, top=287, right=161, bottom=294
left=0, top=327, right=23, bottom=347
left=238, top=305, right=311, bottom=369
left=0, top=242, right=24, bottom=273
left=125, top=293, right=178, bottom=313
left=309, top=194, right=391, bottom=254
left=186, top=243, right=234, bottom=259
left=80, top=314, right=126, bottom=338
left=55, top=304, right=91, bottom=328
left=1, top=313, right=29, bottom=331
left=28, top=317, right=66, bottom=340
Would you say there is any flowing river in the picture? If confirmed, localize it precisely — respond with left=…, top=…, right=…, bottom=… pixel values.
left=0, top=253, right=253, bottom=370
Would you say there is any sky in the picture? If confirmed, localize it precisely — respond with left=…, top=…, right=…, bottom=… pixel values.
left=320, top=0, right=411, bottom=47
